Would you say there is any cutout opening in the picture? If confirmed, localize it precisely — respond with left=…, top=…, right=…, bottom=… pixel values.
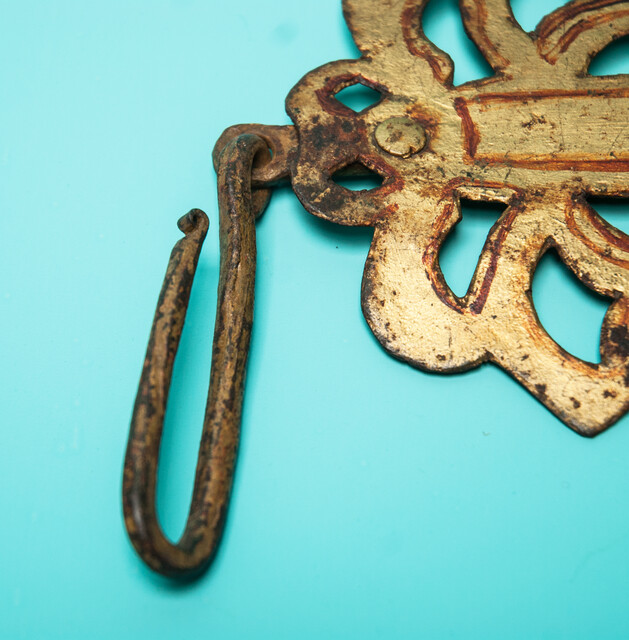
left=532, top=248, right=610, bottom=364
left=586, top=196, right=629, bottom=236
left=422, top=0, right=493, bottom=85
left=509, top=0, right=569, bottom=32
left=253, top=144, right=273, bottom=170
left=330, top=161, right=385, bottom=191
left=589, top=35, right=629, bottom=76
left=438, top=199, right=506, bottom=297
left=334, top=82, right=383, bottom=113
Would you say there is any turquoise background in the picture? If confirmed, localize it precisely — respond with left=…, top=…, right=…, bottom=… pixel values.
left=2, top=1, right=629, bottom=638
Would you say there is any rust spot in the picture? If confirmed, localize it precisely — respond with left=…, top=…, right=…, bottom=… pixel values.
left=522, top=115, right=547, bottom=130
left=607, top=326, right=629, bottom=359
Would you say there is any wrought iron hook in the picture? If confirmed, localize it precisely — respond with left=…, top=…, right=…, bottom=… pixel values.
left=122, top=134, right=270, bottom=579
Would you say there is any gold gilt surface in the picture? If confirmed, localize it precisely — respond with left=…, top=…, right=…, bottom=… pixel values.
left=283, top=0, right=629, bottom=436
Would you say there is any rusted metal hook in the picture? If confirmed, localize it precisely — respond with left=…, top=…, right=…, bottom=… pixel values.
left=122, top=134, right=270, bottom=579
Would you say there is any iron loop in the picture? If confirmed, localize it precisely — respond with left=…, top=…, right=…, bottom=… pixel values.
left=122, top=134, right=270, bottom=579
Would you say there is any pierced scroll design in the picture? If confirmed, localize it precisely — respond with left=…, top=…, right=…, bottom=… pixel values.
left=280, top=0, right=629, bottom=435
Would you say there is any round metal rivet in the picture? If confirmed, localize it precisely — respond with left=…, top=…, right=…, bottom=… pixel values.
left=374, top=117, right=427, bottom=158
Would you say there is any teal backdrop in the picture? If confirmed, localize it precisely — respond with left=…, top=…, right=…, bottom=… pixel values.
left=2, top=1, right=629, bottom=638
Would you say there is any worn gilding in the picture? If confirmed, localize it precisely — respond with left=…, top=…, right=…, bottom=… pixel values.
left=275, top=0, right=629, bottom=436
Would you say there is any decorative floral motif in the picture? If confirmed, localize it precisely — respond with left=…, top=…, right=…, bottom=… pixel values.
left=284, top=0, right=629, bottom=435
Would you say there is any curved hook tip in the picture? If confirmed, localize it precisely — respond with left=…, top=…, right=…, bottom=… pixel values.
left=177, top=208, right=209, bottom=235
